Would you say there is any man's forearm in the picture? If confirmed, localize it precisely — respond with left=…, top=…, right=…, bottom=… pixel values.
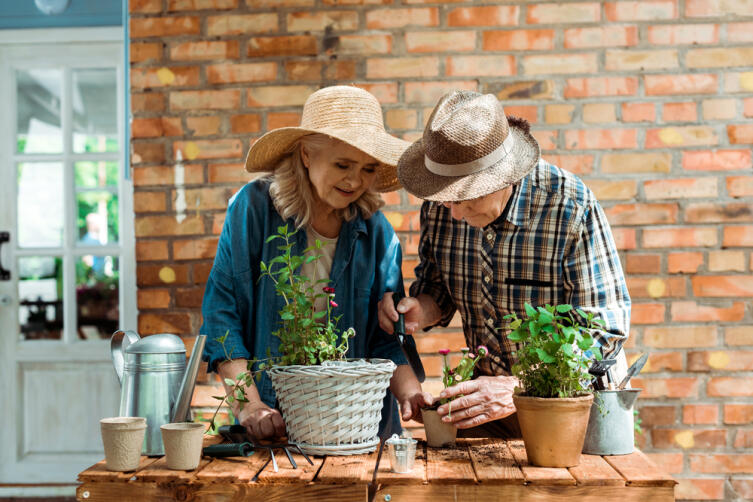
left=390, top=364, right=423, bottom=402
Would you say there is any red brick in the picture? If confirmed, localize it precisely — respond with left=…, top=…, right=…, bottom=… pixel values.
left=644, top=74, right=717, bottom=95
left=173, top=237, right=220, bottom=260
left=175, top=287, right=206, bottom=309
left=690, top=454, right=753, bottom=474
left=132, top=92, right=166, bottom=112
left=643, top=351, right=684, bottom=372
left=449, top=5, right=518, bottom=27
left=667, top=252, right=703, bottom=273
left=528, top=3, right=599, bottom=24
left=544, top=105, right=575, bottom=124
left=247, top=36, right=316, bottom=57
left=354, top=83, right=399, bottom=104
left=206, top=13, right=278, bottom=36
left=131, top=42, right=162, bottom=63
left=702, top=98, right=737, bottom=120
left=531, top=130, right=558, bottom=151
left=366, top=8, right=438, bottom=29
left=139, top=312, right=194, bottom=335
left=504, top=105, right=537, bottom=123
left=639, top=405, right=676, bottom=426
left=130, top=16, right=200, bottom=38
left=728, top=22, right=753, bottom=42
left=208, top=163, right=252, bottom=184
left=648, top=24, right=718, bottom=45
left=605, top=1, right=677, bottom=21
left=564, top=77, right=638, bottom=98
left=211, top=213, right=226, bottom=235
left=672, top=301, right=745, bottom=323
left=631, top=303, right=666, bottom=324
left=134, top=191, right=167, bottom=213
left=181, top=187, right=238, bottom=210
left=726, top=326, right=753, bottom=346
left=652, top=428, right=726, bottom=449
left=406, top=31, right=476, bottom=53
left=168, top=0, right=237, bottom=10
left=729, top=124, right=753, bottom=144
left=135, top=215, right=205, bottom=237
left=131, top=67, right=200, bottom=89
left=230, top=114, right=261, bottom=134
left=709, top=250, right=746, bottom=272
left=644, top=177, right=717, bottom=199
left=735, top=430, right=753, bottom=448
left=267, top=112, right=301, bottom=129
left=337, top=35, right=391, bottom=54
left=689, top=350, right=753, bottom=372
left=643, top=226, right=717, bottom=248
left=731, top=479, right=753, bottom=499
left=675, top=479, right=725, bottom=501
left=683, top=149, right=752, bottom=171
left=130, top=0, right=162, bottom=13
left=626, top=276, right=686, bottom=298
left=138, top=288, right=171, bottom=309
left=611, top=227, right=637, bottom=250
left=170, top=90, right=241, bottom=110
left=543, top=154, right=593, bottom=175
left=136, top=240, right=169, bottom=261
left=483, top=29, right=554, bottom=51
left=723, top=226, right=753, bottom=247
left=564, top=26, right=637, bottom=48
left=688, top=47, right=753, bottom=69
left=683, top=404, right=719, bottom=425
left=606, top=49, right=678, bottom=71
left=404, top=81, right=477, bottom=104
left=323, top=61, right=356, bottom=81
left=186, top=116, right=221, bottom=137
left=523, top=53, right=597, bottom=75
left=601, top=152, right=670, bottom=173
left=193, top=262, right=213, bottom=284
left=385, top=109, right=417, bottom=131
left=662, top=101, right=697, bottom=122
left=708, top=377, right=753, bottom=396
left=207, top=63, right=277, bottom=84
left=632, top=377, right=698, bottom=398
left=169, top=40, right=238, bottom=61
left=564, top=129, right=637, bottom=150
left=728, top=176, right=753, bottom=198
left=173, top=140, right=243, bottom=160
left=686, top=202, right=753, bottom=223
left=131, top=117, right=183, bottom=138
left=605, top=203, right=678, bottom=226
left=247, top=85, right=315, bottom=107
left=286, top=11, right=358, bottom=31
left=445, top=55, right=515, bottom=77
left=582, top=103, right=616, bottom=123
left=645, top=453, right=683, bottom=474
left=645, top=126, right=718, bottom=148
left=724, top=404, right=753, bottom=424
left=625, top=253, right=661, bottom=274
left=644, top=326, right=717, bottom=348
left=132, top=142, right=166, bottom=164
left=415, top=331, right=467, bottom=353
left=367, top=57, right=438, bottom=79
left=132, top=165, right=204, bottom=187
left=137, top=264, right=191, bottom=286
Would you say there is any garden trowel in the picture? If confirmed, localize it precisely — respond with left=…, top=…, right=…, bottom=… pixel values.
left=391, top=291, right=426, bottom=382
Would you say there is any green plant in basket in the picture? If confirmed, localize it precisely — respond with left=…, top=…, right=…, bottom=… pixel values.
left=506, top=303, right=603, bottom=398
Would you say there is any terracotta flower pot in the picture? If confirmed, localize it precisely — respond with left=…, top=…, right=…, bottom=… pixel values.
left=513, top=393, right=593, bottom=467
left=421, top=408, right=457, bottom=447
left=160, top=422, right=205, bottom=470
left=100, top=417, right=147, bottom=472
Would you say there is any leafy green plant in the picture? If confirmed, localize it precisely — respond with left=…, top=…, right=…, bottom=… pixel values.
left=506, top=303, right=603, bottom=399
left=434, top=346, right=487, bottom=418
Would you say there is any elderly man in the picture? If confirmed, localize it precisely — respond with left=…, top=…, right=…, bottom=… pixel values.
left=378, top=90, right=631, bottom=438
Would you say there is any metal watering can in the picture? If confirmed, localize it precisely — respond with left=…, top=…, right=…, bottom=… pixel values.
left=111, top=330, right=206, bottom=455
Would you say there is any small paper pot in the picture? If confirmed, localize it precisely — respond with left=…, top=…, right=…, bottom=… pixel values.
left=100, top=417, right=147, bottom=472
left=385, top=434, right=417, bottom=473
left=160, top=422, right=205, bottom=470
left=421, top=409, right=457, bottom=448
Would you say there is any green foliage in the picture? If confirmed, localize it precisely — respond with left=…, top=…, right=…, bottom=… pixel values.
left=437, top=346, right=487, bottom=418
left=259, top=224, right=354, bottom=366
left=506, top=303, right=603, bottom=399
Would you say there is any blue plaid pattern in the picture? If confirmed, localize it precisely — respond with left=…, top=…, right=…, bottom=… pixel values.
left=410, top=159, right=631, bottom=377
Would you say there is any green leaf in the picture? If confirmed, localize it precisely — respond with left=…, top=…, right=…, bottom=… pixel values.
left=223, top=378, right=236, bottom=386
left=212, top=395, right=225, bottom=400
left=524, top=303, right=537, bottom=317
left=556, top=304, right=572, bottom=313
left=535, top=348, right=556, bottom=364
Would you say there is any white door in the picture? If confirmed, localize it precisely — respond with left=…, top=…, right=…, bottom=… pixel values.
left=0, top=28, right=136, bottom=485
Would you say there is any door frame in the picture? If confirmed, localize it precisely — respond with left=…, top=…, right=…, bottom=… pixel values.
left=0, top=26, right=133, bottom=493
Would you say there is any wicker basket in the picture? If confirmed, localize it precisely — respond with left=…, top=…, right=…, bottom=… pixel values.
left=267, top=358, right=396, bottom=455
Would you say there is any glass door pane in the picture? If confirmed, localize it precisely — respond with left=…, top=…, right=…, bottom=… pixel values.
left=72, top=68, right=118, bottom=153
left=17, top=162, right=64, bottom=248
left=16, top=69, right=63, bottom=154
left=18, top=256, right=63, bottom=341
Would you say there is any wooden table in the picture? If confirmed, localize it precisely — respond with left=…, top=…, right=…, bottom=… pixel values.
left=77, top=437, right=676, bottom=501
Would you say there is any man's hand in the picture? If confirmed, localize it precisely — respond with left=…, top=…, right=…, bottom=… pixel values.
left=436, top=376, right=518, bottom=429
left=398, top=391, right=434, bottom=423
left=237, top=401, right=286, bottom=439
left=377, top=292, right=441, bottom=335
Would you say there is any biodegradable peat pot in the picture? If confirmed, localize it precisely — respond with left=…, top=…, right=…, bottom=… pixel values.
left=160, top=422, right=205, bottom=470
left=100, top=417, right=147, bottom=472
left=513, top=393, right=593, bottom=467
left=421, top=408, right=457, bottom=447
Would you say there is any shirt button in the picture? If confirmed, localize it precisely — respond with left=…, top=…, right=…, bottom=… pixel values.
left=486, top=317, right=494, bottom=325
left=486, top=233, right=494, bottom=241
left=484, top=275, right=491, bottom=283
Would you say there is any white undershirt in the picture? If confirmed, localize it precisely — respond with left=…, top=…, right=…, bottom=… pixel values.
left=300, top=225, right=338, bottom=313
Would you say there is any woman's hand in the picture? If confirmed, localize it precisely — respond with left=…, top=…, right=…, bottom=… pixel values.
left=436, top=375, right=518, bottom=429
left=398, top=391, right=434, bottom=423
left=237, top=401, right=286, bottom=439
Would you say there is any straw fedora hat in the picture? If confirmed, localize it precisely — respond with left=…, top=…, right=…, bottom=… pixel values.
left=398, top=90, right=540, bottom=201
left=245, top=85, right=410, bottom=192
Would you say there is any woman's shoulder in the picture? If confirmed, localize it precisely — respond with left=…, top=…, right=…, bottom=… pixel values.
left=363, top=209, right=395, bottom=235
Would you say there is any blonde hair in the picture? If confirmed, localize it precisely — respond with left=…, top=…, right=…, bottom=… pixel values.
left=267, top=134, right=385, bottom=229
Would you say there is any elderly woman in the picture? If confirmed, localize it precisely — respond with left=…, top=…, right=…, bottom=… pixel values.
left=201, top=86, right=430, bottom=440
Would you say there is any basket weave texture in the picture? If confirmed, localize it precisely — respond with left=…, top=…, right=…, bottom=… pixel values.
left=267, top=358, right=396, bottom=456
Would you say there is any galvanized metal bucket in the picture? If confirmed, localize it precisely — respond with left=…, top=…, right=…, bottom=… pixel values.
left=582, top=389, right=641, bottom=455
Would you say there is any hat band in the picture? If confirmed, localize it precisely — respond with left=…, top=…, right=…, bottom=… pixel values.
left=424, top=132, right=516, bottom=177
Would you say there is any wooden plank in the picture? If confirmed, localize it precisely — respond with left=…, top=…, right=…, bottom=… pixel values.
left=77, top=481, right=368, bottom=502
left=604, top=450, right=677, bottom=487
left=507, top=440, right=576, bottom=486
left=426, top=443, right=476, bottom=484
left=568, top=454, right=626, bottom=486
left=466, top=438, right=525, bottom=485
left=316, top=452, right=375, bottom=484
left=134, top=456, right=211, bottom=482
left=374, top=484, right=675, bottom=501
left=375, top=440, right=427, bottom=485
left=254, top=450, right=323, bottom=484
left=77, top=457, right=159, bottom=482
left=195, top=450, right=271, bottom=483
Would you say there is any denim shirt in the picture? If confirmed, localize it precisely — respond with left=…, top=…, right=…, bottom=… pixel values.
left=201, top=179, right=408, bottom=436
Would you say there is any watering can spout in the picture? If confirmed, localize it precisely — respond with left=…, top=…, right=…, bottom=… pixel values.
left=618, top=388, right=641, bottom=410
left=171, top=334, right=207, bottom=422
left=111, top=329, right=141, bottom=384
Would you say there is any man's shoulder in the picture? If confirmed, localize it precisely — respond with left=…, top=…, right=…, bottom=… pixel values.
left=526, top=158, right=596, bottom=208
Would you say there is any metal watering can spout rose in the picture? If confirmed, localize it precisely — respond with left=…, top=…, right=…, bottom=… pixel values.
left=110, top=330, right=206, bottom=456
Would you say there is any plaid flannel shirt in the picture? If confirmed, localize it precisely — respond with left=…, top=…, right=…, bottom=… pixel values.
left=409, top=159, right=631, bottom=377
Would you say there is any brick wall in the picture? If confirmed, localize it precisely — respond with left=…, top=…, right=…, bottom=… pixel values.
left=129, top=1, right=753, bottom=499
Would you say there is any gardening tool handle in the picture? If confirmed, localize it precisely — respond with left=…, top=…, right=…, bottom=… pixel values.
left=391, top=291, right=426, bottom=383
left=202, top=442, right=253, bottom=458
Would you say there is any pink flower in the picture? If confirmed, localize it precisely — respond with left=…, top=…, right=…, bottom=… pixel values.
left=467, top=353, right=475, bottom=359
left=438, top=349, right=450, bottom=355
left=477, top=345, right=488, bottom=357
left=329, top=300, right=338, bottom=308
left=323, top=286, right=335, bottom=294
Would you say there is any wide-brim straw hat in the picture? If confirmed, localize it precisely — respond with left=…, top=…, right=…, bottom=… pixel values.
left=245, top=85, right=410, bottom=192
left=398, top=90, right=540, bottom=201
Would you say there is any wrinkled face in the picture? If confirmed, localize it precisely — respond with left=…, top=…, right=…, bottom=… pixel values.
left=441, top=185, right=513, bottom=228
left=302, top=139, right=379, bottom=212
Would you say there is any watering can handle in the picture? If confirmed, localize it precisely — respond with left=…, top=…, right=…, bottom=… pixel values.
left=111, top=330, right=140, bottom=384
